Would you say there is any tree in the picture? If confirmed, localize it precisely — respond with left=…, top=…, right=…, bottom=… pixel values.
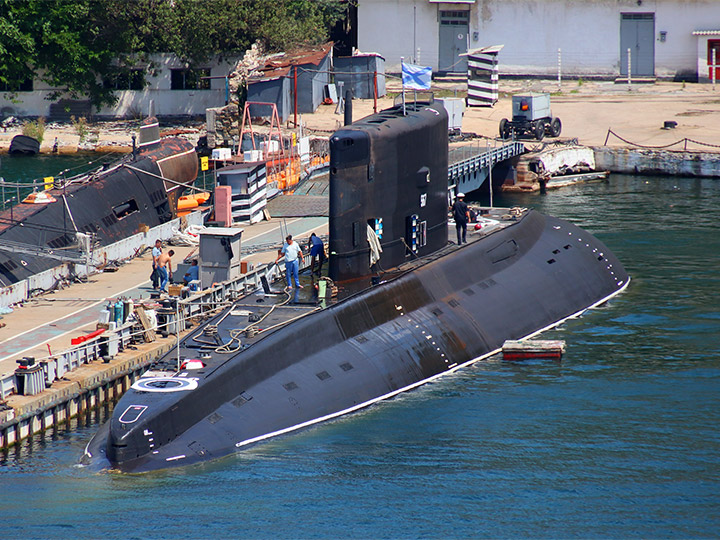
left=0, top=0, right=347, bottom=108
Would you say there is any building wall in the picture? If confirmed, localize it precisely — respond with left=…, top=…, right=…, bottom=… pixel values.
left=0, top=54, right=239, bottom=119
left=247, top=77, right=292, bottom=123
left=358, top=0, right=719, bottom=79
left=297, top=53, right=332, bottom=114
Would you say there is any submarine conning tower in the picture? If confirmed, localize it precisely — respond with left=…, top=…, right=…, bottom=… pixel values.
left=328, top=102, right=449, bottom=282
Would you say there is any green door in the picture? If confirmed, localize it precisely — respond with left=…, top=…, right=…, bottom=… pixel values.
left=439, top=11, right=468, bottom=73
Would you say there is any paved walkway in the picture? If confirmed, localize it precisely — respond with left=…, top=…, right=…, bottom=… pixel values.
left=0, top=216, right=327, bottom=379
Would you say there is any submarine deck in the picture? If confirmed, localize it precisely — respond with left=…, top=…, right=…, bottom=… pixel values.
left=145, top=206, right=525, bottom=375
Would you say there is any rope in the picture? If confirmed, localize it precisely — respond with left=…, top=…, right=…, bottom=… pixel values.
left=604, top=129, right=720, bottom=150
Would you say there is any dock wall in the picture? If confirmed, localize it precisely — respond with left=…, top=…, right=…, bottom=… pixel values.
left=0, top=340, right=174, bottom=448
left=593, top=147, right=720, bottom=178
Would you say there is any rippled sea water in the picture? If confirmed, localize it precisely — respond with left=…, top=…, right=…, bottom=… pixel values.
left=1, top=172, right=719, bottom=539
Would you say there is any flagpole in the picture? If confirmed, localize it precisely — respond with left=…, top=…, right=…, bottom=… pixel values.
left=400, top=56, right=406, bottom=116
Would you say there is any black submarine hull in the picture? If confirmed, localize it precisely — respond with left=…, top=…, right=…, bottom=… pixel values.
left=84, top=103, right=628, bottom=472
left=86, top=211, right=628, bottom=473
left=0, top=137, right=197, bottom=286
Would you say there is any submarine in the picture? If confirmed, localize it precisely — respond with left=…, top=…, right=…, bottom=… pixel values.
left=84, top=102, right=629, bottom=473
left=0, top=117, right=198, bottom=287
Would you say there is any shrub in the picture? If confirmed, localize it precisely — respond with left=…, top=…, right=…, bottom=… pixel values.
left=22, top=118, right=45, bottom=144
left=70, top=115, right=89, bottom=142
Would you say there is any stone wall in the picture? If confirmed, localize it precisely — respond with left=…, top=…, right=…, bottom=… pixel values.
left=206, top=103, right=239, bottom=148
left=593, top=147, right=720, bottom=178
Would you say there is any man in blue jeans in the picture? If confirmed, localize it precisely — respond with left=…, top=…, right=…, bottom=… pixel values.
left=275, top=235, right=304, bottom=290
left=157, top=249, right=174, bottom=292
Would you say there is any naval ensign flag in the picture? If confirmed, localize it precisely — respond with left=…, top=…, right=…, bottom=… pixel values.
left=401, top=62, right=432, bottom=90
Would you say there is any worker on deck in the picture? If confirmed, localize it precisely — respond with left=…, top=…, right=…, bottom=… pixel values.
left=307, top=233, right=326, bottom=277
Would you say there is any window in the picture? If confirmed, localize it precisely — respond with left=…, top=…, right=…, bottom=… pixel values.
left=104, top=69, right=145, bottom=90
left=1, top=77, right=33, bottom=92
left=171, top=68, right=211, bottom=90
left=113, top=199, right=139, bottom=219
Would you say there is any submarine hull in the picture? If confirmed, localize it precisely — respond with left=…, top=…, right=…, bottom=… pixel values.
left=85, top=103, right=628, bottom=472
left=0, top=137, right=197, bottom=286
left=86, top=210, right=627, bottom=473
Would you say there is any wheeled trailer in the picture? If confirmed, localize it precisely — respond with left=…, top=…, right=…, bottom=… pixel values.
left=499, top=93, right=561, bottom=140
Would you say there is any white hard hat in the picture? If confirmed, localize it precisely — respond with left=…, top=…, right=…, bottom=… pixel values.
left=457, top=192, right=465, bottom=198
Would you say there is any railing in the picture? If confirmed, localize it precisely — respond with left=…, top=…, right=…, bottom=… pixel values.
left=0, top=260, right=302, bottom=400
left=0, top=178, right=49, bottom=211
left=448, top=140, right=525, bottom=182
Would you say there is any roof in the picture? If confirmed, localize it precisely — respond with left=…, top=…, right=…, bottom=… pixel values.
left=461, top=45, right=504, bottom=57
left=250, top=43, right=333, bottom=81
left=692, top=30, right=720, bottom=36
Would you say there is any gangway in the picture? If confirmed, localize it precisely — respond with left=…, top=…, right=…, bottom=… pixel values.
left=448, top=140, right=525, bottom=195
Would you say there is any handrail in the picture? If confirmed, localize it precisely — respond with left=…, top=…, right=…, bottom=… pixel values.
left=0, top=260, right=302, bottom=401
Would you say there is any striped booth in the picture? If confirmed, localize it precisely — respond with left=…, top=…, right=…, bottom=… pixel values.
left=465, top=45, right=503, bottom=107
left=215, top=162, right=267, bottom=224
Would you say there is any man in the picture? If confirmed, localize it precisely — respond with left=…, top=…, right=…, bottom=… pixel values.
left=183, top=259, right=199, bottom=291
left=151, top=239, right=162, bottom=289
left=306, top=232, right=326, bottom=277
left=451, top=192, right=470, bottom=245
left=157, top=249, right=174, bottom=293
left=275, top=235, right=304, bottom=290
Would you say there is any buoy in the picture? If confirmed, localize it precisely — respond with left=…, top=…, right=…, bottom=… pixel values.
left=502, top=339, right=566, bottom=361
left=22, top=191, right=57, bottom=204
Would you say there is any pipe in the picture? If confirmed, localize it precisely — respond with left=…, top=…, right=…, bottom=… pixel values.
left=344, top=89, right=353, bottom=126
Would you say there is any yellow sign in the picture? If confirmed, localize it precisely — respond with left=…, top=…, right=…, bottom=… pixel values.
left=44, top=177, right=54, bottom=191
left=200, top=156, right=209, bottom=171
left=292, top=133, right=297, bottom=146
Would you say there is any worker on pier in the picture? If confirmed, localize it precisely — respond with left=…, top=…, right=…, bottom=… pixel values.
left=157, top=249, right=174, bottom=293
left=183, top=259, right=199, bottom=291
left=151, top=239, right=162, bottom=289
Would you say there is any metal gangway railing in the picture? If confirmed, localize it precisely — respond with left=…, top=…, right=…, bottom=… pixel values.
left=448, top=139, right=525, bottom=186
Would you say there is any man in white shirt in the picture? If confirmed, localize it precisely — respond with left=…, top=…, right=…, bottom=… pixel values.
left=151, top=239, right=162, bottom=289
left=275, top=235, right=304, bottom=290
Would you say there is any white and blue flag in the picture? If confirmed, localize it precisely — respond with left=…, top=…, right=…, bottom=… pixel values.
left=402, top=62, right=432, bottom=90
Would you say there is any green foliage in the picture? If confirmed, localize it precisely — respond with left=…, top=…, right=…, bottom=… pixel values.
left=70, top=115, right=88, bottom=142
left=0, top=0, right=347, bottom=107
left=22, top=117, right=45, bottom=144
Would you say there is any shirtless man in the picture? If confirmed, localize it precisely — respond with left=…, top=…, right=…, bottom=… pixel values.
left=156, top=249, right=174, bottom=292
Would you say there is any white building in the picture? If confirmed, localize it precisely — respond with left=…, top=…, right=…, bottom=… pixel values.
left=357, top=0, right=720, bottom=81
left=0, top=54, right=239, bottom=119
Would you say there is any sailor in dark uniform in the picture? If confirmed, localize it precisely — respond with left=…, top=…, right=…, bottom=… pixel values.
left=451, top=193, right=470, bottom=245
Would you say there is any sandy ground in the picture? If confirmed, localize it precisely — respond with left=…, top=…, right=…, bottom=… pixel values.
left=1, top=79, right=719, bottom=155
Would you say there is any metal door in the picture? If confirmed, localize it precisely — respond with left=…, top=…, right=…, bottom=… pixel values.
left=439, top=11, right=468, bottom=73
left=620, top=13, right=655, bottom=76
left=708, top=40, right=720, bottom=80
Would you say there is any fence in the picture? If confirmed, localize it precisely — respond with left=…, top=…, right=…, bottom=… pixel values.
left=0, top=258, right=300, bottom=400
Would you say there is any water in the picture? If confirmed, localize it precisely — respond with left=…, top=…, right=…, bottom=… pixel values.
left=1, top=172, right=719, bottom=539
left=0, top=153, right=113, bottom=207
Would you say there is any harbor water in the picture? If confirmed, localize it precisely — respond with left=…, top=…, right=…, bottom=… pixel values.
left=1, top=170, right=719, bottom=539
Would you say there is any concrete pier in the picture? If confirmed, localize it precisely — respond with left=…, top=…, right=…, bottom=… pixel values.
left=593, top=147, right=720, bottom=178
left=0, top=214, right=328, bottom=449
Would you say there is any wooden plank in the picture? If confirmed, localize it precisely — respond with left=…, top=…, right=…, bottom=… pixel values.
left=134, top=306, right=156, bottom=343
